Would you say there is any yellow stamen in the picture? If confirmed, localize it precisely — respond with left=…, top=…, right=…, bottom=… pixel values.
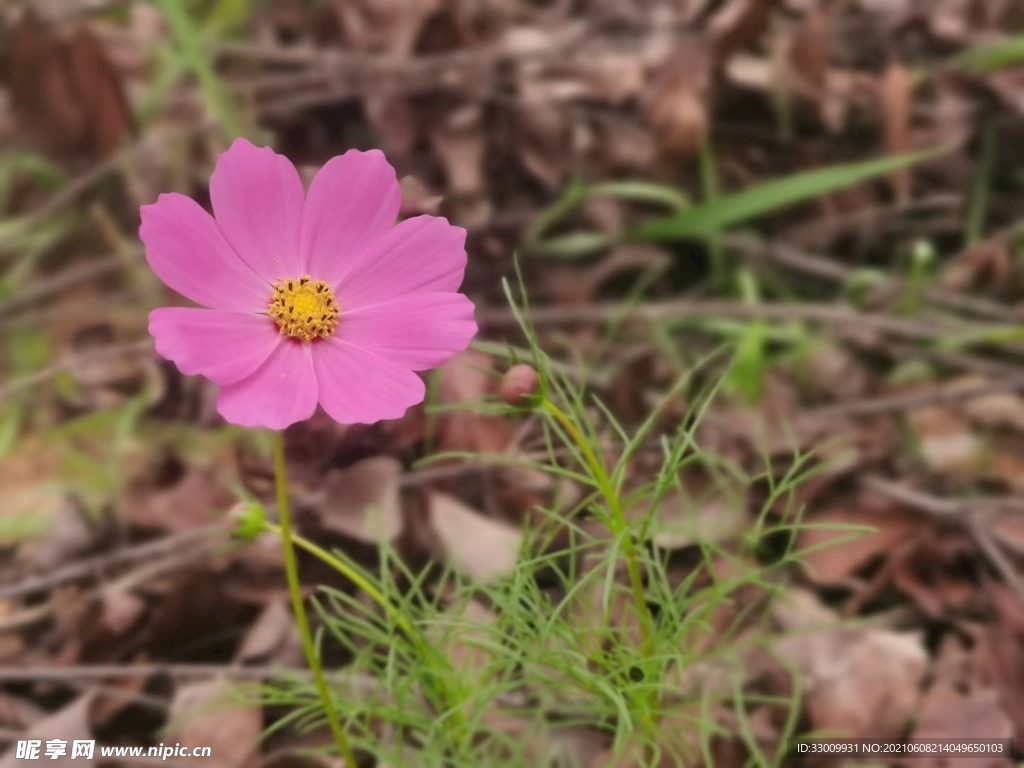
left=268, top=275, right=339, bottom=341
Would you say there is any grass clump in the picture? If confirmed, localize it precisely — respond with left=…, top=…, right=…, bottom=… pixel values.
left=251, top=277, right=812, bottom=768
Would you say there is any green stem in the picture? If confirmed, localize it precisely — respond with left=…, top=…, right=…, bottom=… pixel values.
left=261, top=519, right=469, bottom=745
left=540, top=400, right=654, bottom=654
left=272, top=433, right=357, bottom=767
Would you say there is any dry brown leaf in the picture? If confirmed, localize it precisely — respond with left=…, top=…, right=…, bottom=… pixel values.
left=123, top=467, right=232, bottom=533
left=319, top=456, right=403, bottom=543
left=799, top=505, right=923, bottom=585
left=8, top=11, right=132, bottom=158
left=331, top=0, right=442, bottom=56
left=633, top=487, right=747, bottom=550
left=26, top=498, right=94, bottom=571
left=0, top=691, right=45, bottom=730
left=803, top=341, right=871, bottom=401
left=879, top=63, right=914, bottom=202
left=710, top=0, right=786, bottom=62
left=789, top=9, right=829, bottom=97
left=939, top=241, right=1016, bottom=296
left=905, top=399, right=983, bottom=479
left=904, top=685, right=1013, bottom=768
left=234, top=599, right=300, bottom=665
left=517, top=103, right=575, bottom=189
left=430, top=105, right=486, bottom=201
left=953, top=376, right=1024, bottom=432
left=0, top=692, right=95, bottom=768
left=977, top=583, right=1024, bottom=743
left=399, top=175, right=444, bottom=217
left=428, top=492, right=523, bottom=582
left=436, top=351, right=512, bottom=455
left=167, top=679, right=262, bottom=768
left=588, top=53, right=646, bottom=104
left=366, top=94, right=419, bottom=155
left=98, top=587, right=146, bottom=635
left=645, top=42, right=712, bottom=158
left=774, top=590, right=927, bottom=740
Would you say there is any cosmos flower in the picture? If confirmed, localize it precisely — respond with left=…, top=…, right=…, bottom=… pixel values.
left=143, top=139, right=476, bottom=429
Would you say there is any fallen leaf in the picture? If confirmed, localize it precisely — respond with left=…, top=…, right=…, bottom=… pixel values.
left=645, top=42, right=712, bottom=158
left=799, top=505, right=923, bottom=585
left=319, top=457, right=403, bottom=543
left=428, top=492, right=523, bottom=582
left=436, top=351, right=512, bottom=455
left=632, top=484, right=747, bottom=550
left=0, top=692, right=95, bottom=768
left=953, top=376, right=1024, bottom=432
left=977, top=583, right=1024, bottom=743
left=8, top=11, right=132, bottom=158
left=905, top=399, right=983, bottom=479
left=123, top=466, right=232, bottom=533
left=879, top=63, right=914, bottom=202
left=399, top=175, right=444, bottom=217
left=27, top=498, right=94, bottom=571
left=430, top=104, right=485, bottom=199
left=167, top=679, right=262, bottom=768
left=709, top=0, right=786, bottom=62
left=234, top=599, right=301, bottom=666
left=789, top=9, right=829, bottom=98
left=98, top=587, right=146, bottom=635
left=774, top=590, right=927, bottom=740
left=904, top=685, right=1013, bottom=768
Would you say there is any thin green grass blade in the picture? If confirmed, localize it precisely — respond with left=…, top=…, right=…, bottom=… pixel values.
left=632, top=148, right=945, bottom=242
left=954, top=36, right=1024, bottom=73
left=154, top=0, right=245, bottom=138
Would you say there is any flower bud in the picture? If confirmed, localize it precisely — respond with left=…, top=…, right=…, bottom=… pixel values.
left=501, top=364, right=539, bottom=406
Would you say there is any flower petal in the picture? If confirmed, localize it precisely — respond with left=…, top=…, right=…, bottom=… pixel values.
left=333, top=215, right=466, bottom=309
left=209, top=138, right=306, bottom=282
left=217, top=341, right=318, bottom=429
left=300, top=149, right=401, bottom=287
left=150, top=307, right=281, bottom=386
left=313, top=339, right=425, bottom=425
left=339, top=292, right=476, bottom=370
left=140, top=193, right=269, bottom=311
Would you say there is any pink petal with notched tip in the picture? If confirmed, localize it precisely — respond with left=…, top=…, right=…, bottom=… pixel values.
left=217, top=340, right=319, bottom=429
left=332, top=215, right=467, bottom=310
left=140, top=193, right=269, bottom=311
left=300, top=149, right=402, bottom=288
left=312, top=338, right=426, bottom=425
left=209, top=138, right=306, bottom=283
left=337, top=292, right=476, bottom=371
left=149, top=307, right=281, bottom=386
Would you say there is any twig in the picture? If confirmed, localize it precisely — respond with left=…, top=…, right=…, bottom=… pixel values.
left=0, top=339, right=154, bottom=403
left=477, top=299, right=982, bottom=341
left=809, top=374, right=1024, bottom=418
left=725, top=232, right=1020, bottom=323
left=0, top=522, right=228, bottom=601
left=0, top=255, right=126, bottom=318
left=861, top=476, right=1024, bottom=601
left=0, top=662, right=379, bottom=691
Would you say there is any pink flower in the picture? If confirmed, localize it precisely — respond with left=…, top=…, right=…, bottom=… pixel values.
left=143, top=139, right=477, bottom=429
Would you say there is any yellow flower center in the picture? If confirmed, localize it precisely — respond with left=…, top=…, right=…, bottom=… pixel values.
left=268, top=276, right=339, bottom=341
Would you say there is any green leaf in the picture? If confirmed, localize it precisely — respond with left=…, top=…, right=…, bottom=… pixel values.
left=631, top=148, right=945, bottom=242
left=532, top=231, right=612, bottom=260
left=587, top=181, right=690, bottom=211
left=954, top=37, right=1024, bottom=74
left=154, top=0, right=245, bottom=139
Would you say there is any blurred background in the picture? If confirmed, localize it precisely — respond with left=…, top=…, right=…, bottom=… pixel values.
left=2, top=0, right=1024, bottom=766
